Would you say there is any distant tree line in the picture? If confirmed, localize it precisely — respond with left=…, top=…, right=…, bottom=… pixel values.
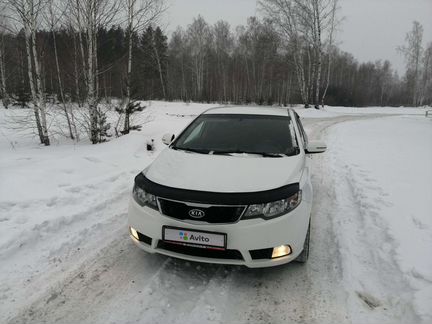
left=0, top=26, right=166, bottom=104
left=0, top=0, right=431, bottom=145
left=2, top=17, right=431, bottom=109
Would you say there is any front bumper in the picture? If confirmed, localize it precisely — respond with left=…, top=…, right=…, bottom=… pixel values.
left=128, top=197, right=311, bottom=268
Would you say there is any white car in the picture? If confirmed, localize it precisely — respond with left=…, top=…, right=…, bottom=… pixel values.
left=128, top=107, right=326, bottom=268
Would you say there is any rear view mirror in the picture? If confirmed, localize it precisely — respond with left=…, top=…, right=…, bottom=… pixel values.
left=306, top=141, right=327, bottom=154
left=162, top=133, right=175, bottom=145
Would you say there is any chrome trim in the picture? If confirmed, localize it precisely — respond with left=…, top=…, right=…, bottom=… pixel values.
left=156, top=197, right=248, bottom=225
left=158, top=196, right=246, bottom=208
left=156, top=197, right=163, bottom=214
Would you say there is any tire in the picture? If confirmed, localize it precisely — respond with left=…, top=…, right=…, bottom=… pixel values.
left=295, top=221, right=310, bottom=263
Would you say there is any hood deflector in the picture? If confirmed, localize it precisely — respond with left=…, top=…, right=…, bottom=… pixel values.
left=135, top=173, right=299, bottom=205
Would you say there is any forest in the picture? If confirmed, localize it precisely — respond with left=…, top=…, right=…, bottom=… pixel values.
left=0, top=0, right=431, bottom=145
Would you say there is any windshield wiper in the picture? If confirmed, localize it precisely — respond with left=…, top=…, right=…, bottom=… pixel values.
left=212, top=150, right=286, bottom=158
left=173, top=147, right=294, bottom=157
left=172, top=147, right=210, bottom=154
left=251, top=152, right=286, bottom=158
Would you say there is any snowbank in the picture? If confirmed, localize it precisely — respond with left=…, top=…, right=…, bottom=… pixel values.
left=326, top=115, right=432, bottom=321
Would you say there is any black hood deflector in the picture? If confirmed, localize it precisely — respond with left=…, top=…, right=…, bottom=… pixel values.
left=135, top=173, right=299, bottom=205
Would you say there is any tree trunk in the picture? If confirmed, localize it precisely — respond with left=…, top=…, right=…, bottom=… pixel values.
left=52, top=29, right=74, bottom=140
left=312, top=1, right=322, bottom=109
left=293, top=46, right=309, bottom=107
left=0, top=34, right=9, bottom=108
left=419, top=48, right=430, bottom=106
left=31, top=28, right=50, bottom=146
left=314, top=42, right=322, bottom=109
left=321, top=50, right=332, bottom=107
left=94, top=30, right=99, bottom=99
left=24, top=25, right=44, bottom=144
left=307, top=46, right=314, bottom=107
left=72, top=31, right=81, bottom=105
left=181, top=56, right=186, bottom=100
left=153, top=43, right=166, bottom=99
left=123, top=0, right=134, bottom=135
left=123, top=26, right=133, bottom=134
left=76, top=0, right=87, bottom=87
left=321, top=0, right=337, bottom=108
left=87, top=15, right=98, bottom=144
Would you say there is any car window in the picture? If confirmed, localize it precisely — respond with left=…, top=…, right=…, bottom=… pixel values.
left=182, top=120, right=204, bottom=145
left=172, top=114, right=299, bottom=156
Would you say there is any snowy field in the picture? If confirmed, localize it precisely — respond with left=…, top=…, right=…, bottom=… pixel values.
left=0, top=102, right=431, bottom=323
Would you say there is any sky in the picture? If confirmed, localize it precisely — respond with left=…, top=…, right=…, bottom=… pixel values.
left=163, top=0, right=432, bottom=74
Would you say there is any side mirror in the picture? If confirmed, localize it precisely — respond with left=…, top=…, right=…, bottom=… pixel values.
left=162, top=133, right=175, bottom=145
left=305, top=141, right=327, bottom=154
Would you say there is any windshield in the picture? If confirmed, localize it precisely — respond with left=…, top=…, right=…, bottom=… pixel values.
left=172, top=114, right=299, bottom=156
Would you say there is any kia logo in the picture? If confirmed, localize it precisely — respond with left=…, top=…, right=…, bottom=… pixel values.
left=189, top=209, right=205, bottom=219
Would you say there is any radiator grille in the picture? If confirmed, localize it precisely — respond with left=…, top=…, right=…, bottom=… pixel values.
left=158, top=198, right=245, bottom=224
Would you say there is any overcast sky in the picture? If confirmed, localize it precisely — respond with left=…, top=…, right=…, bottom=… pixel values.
left=163, top=0, right=432, bottom=74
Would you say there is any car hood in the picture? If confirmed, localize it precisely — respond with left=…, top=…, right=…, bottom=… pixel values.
left=144, top=148, right=304, bottom=193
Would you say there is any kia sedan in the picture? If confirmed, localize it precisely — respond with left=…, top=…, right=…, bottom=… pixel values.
left=128, top=107, right=326, bottom=267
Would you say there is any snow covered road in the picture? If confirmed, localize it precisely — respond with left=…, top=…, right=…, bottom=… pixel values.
left=1, top=103, right=431, bottom=323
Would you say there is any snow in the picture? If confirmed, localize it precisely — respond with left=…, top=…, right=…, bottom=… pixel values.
left=325, top=116, right=432, bottom=321
left=0, top=101, right=431, bottom=323
left=296, top=105, right=428, bottom=118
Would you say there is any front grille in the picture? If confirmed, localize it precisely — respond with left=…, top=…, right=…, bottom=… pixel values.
left=158, top=198, right=245, bottom=224
left=157, top=241, right=244, bottom=260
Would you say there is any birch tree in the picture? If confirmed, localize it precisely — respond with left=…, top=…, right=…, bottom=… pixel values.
left=121, top=0, right=164, bottom=134
left=0, top=31, right=7, bottom=108
left=69, top=0, right=118, bottom=143
left=0, top=8, right=10, bottom=108
left=321, top=0, right=338, bottom=107
left=398, top=24, right=432, bottom=107
left=398, top=21, right=424, bottom=107
left=6, top=0, right=50, bottom=145
left=167, top=27, right=188, bottom=100
left=186, top=16, right=211, bottom=101
left=420, top=43, right=432, bottom=106
left=213, top=21, right=233, bottom=103
left=260, top=0, right=338, bottom=108
left=46, top=0, right=76, bottom=139
left=152, top=27, right=167, bottom=99
left=259, top=0, right=312, bottom=106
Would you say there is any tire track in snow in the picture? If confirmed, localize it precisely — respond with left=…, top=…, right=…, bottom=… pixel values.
left=0, top=169, right=138, bottom=323
left=0, top=169, right=135, bottom=256
left=7, top=234, right=171, bottom=324
left=325, top=125, right=421, bottom=323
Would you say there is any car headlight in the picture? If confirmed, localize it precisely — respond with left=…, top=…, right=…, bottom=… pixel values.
left=133, top=184, right=158, bottom=210
left=243, top=191, right=302, bottom=219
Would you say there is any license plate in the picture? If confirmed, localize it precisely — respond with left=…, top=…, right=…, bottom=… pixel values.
left=162, top=226, right=227, bottom=250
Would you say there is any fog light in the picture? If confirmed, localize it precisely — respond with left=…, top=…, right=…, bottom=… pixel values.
left=130, top=227, right=139, bottom=240
left=272, top=245, right=292, bottom=258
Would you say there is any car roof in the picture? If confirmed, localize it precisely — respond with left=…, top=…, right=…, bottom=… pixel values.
left=203, top=106, right=292, bottom=117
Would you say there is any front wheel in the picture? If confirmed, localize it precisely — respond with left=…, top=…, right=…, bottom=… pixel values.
left=295, top=221, right=310, bottom=263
